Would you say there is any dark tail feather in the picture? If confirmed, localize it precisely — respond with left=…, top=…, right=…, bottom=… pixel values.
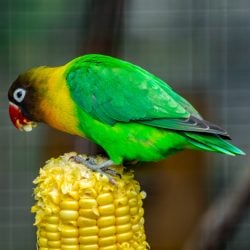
left=141, top=115, right=231, bottom=139
left=185, top=132, right=245, bottom=156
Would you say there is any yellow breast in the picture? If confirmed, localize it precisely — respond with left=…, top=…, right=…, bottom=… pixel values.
left=38, top=65, right=85, bottom=137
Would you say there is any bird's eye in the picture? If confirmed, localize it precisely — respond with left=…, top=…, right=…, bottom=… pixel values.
left=13, top=88, right=26, bottom=103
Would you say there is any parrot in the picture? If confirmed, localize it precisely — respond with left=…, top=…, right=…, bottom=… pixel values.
left=8, top=54, right=245, bottom=176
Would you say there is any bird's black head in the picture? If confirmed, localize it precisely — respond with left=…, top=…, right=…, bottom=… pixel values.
left=8, top=69, right=43, bottom=131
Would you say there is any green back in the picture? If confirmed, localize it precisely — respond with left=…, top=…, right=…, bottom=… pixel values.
left=65, top=54, right=206, bottom=132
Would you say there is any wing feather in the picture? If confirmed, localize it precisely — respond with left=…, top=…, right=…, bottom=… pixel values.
left=66, top=54, right=228, bottom=137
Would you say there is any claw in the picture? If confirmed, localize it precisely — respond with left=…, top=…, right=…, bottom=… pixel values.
left=104, top=168, right=122, bottom=178
left=70, top=155, right=119, bottom=184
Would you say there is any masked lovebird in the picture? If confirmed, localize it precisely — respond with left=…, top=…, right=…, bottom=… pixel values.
left=8, top=54, right=245, bottom=174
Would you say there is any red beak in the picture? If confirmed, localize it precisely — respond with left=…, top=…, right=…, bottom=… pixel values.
left=8, top=102, right=36, bottom=131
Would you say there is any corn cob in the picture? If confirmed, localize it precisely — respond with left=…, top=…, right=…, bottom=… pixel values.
left=31, top=152, right=149, bottom=250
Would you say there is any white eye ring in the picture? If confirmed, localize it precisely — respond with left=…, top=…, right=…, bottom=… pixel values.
left=13, top=88, right=26, bottom=103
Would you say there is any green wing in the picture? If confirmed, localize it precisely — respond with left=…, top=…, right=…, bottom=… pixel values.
left=65, top=54, right=228, bottom=136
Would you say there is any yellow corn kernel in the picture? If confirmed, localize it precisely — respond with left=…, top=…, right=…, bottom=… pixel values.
left=98, top=204, right=115, bottom=216
left=38, top=237, right=47, bottom=247
left=97, top=193, right=113, bottom=205
left=61, top=245, right=79, bottom=250
left=99, top=226, right=116, bottom=237
left=46, top=215, right=59, bottom=224
left=45, top=223, right=58, bottom=232
left=79, top=208, right=99, bottom=219
left=116, top=224, right=131, bottom=234
left=131, top=224, right=140, bottom=232
left=39, top=230, right=47, bottom=238
left=62, top=237, right=79, bottom=245
left=98, top=235, right=116, bottom=246
left=61, top=226, right=79, bottom=238
left=77, top=217, right=96, bottom=227
left=99, top=246, right=117, bottom=250
left=115, top=215, right=130, bottom=225
left=60, top=210, right=79, bottom=221
left=130, top=206, right=139, bottom=216
left=128, top=198, right=137, bottom=207
left=79, top=198, right=97, bottom=209
left=114, top=197, right=128, bottom=207
left=79, top=235, right=98, bottom=244
left=115, top=206, right=130, bottom=217
left=79, top=226, right=99, bottom=236
left=47, top=240, right=61, bottom=248
left=61, top=200, right=79, bottom=210
left=117, top=232, right=133, bottom=243
left=79, top=244, right=98, bottom=250
left=97, top=216, right=116, bottom=228
left=46, top=232, right=60, bottom=241
left=32, top=153, right=149, bottom=249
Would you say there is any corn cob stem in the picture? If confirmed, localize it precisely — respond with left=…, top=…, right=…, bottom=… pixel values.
left=31, top=152, right=149, bottom=250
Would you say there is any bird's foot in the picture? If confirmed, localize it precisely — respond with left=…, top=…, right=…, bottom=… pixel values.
left=72, top=155, right=120, bottom=185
